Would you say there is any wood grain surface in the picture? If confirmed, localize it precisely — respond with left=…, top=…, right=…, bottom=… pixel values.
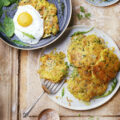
left=0, top=0, right=120, bottom=120
left=19, top=117, right=120, bottom=120
left=0, top=40, right=18, bottom=120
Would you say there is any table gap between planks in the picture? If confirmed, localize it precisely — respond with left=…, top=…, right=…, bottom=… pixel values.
left=0, top=0, right=120, bottom=120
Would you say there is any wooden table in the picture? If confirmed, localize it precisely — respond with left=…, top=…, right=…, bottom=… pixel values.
left=0, top=0, right=120, bottom=120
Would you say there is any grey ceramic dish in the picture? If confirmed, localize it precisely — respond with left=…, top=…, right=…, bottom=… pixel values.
left=86, top=0, right=119, bottom=7
left=0, top=0, right=72, bottom=50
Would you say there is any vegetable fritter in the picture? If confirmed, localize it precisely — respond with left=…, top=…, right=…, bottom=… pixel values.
left=68, top=77, right=108, bottom=101
left=19, top=0, right=59, bottom=38
left=38, top=51, right=68, bottom=83
left=67, top=34, right=120, bottom=101
left=68, top=34, right=105, bottom=67
left=93, top=48, right=120, bottom=83
left=68, top=67, right=108, bottom=101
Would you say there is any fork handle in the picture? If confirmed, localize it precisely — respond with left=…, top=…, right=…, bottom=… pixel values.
left=23, top=91, right=45, bottom=118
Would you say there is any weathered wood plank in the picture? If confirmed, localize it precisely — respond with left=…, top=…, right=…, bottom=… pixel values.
left=0, top=39, right=18, bottom=120
left=20, top=116, right=120, bottom=120
left=11, top=48, right=19, bottom=120
left=61, top=117, right=120, bottom=120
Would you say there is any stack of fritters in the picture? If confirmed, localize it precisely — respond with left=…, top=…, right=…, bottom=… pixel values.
left=19, top=0, right=59, bottom=38
left=67, top=34, right=120, bottom=101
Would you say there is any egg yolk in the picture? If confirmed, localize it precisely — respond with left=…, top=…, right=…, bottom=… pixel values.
left=17, top=12, right=33, bottom=27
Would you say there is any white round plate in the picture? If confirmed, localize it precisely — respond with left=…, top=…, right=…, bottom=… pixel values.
left=42, top=25, right=120, bottom=110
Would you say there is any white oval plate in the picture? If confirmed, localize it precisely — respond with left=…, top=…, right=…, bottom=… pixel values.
left=42, top=25, right=120, bottom=110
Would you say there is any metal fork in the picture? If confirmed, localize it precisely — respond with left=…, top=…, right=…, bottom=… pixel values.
left=23, top=79, right=65, bottom=117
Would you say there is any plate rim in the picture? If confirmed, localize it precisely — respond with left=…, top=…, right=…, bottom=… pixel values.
left=86, top=0, right=119, bottom=7
left=47, top=25, right=120, bottom=110
left=0, top=0, right=72, bottom=50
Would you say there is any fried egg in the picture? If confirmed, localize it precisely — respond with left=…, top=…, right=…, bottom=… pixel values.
left=13, top=5, right=44, bottom=44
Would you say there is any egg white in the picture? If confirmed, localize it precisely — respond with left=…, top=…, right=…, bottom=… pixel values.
left=13, top=5, right=44, bottom=44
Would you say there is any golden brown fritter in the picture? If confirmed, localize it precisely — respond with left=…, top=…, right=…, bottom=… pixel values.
left=67, top=34, right=120, bottom=101
left=68, top=34, right=105, bottom=67
left=67, top=67, right=108, bottom=101
left=19, top=0, right=59, bottom=38
left=93, top=48, right=120, bottom=83
left=38, top=51, right=68, bottom=83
